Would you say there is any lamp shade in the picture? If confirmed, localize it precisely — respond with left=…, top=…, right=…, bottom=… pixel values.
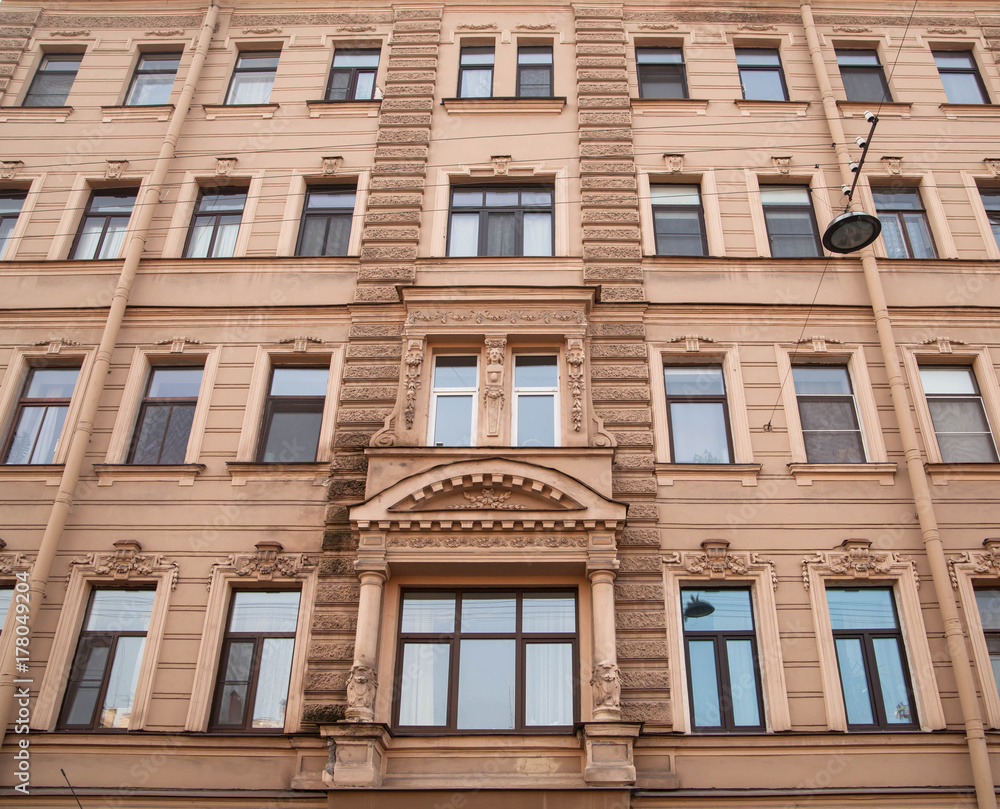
left=822, top=210, right=882, bottom=254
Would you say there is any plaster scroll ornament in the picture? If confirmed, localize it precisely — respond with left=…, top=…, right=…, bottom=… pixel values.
left=209, top=541, right=313, bottom=590
left=403, top=339, right=425, bottom=430
left=457, top=487, right=524, bottom=509
left=70, top=539, right=179, bottom=590
left=345, top=663, right=378, bottom=721
left=567, top=338, right=585, bottom=431
left=484, top=337, right=506, bottom=436
left=0, top=552, right=33, bottom=576
left=591, top=661, right=622, bottom=710
left=948, top=539, right=1000, bottom=587
left=145, top=30, right=184, bottom=37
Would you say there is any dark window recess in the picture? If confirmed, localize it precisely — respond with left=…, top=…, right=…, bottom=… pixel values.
left=326, top=49, right=380, bottom=101
left=636, top=47, right=687, bottom=98
left=447, top=186, right=553, bottom=257
left=70, top=190, right=137, bottom=260
left=23, top=54, right=82, bottom=107
left=760, top=186, right=822, bottom=257
left=458, top=46, right=494, bottom=98
left=919, top=366, right=998, bottom=463
left=872, top=189, right=936, bottom=259
left=792, top=365, right=866, bottom=463
left=0, top=191, right=27, bottom=259
left=296, top=188, right=356, bottom=256
left=257, top=366, right=329, bottom=462
left=125, top=53, right=180, bottom=106
left=651, top=184, right=707, bottom=256
left=933, top=51, right=989, bottom=104
left=184, top=188, right=246, bottom=258
left=975, top=589, right=1000, bottom=699
left=836, top=49, right=891, bottom=102
left=0, top=587, right=12, bottom=633
left=736, top=48, right=788, bottom=101
left=981, top=189, right=1000, bottom=249
left=128, top=366, right=203, bottom=465
left=225, top=51, right=280, bottom=105
left=516, top=46, right=553, bottom=97
left=3, top=366, right=80, bottom=465
left=663, top=365, right=733, bottom=464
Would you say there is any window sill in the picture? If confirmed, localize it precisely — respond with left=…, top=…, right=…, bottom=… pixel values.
left=202, top=103, right=279, bottom=120
left=442, top=96, right=567, bottom=114
left=787, top=462, right=897, bottom=486
left=0, top=464, right=65, bottom=485
left=655, top=463, right=761, bottom=487
left=226, top=461, right=329, bottom=486
left=0, top=106, right=73, bottom=123
left=940, top=103, right=1000, bottom=120
left=92, top=462, right=205, bottom=486
left=734, top=99, right=809, bottom=116
left=305, top=99, right=381, bottom=118
left=631, top=98, right=709, bottom=115
left=837, top=100, right=912, bottom=119
left=925, top=462, right=1000, bottom=485
left=101, top=104, right=174, bottom=123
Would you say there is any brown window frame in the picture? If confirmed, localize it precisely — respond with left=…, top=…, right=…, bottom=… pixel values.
left=2, top=364, right=80, bottom=465
left=127, top=365, right=202, bottom=465
left=663, top=364, right=734, bottom=464
left=255, top=365, right=328, bottom=463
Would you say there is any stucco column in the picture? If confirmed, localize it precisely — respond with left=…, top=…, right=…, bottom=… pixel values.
left=345, top=564, right=387, bottom=722
left=588, top=564, right=621, bottom=721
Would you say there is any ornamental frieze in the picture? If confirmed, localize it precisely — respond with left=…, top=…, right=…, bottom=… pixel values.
left=386, top=535, right=588, bottom=549
left=406, top=309, right=586, bottom=325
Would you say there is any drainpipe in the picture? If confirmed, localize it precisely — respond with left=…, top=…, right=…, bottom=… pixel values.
left=0, top=2, right=220, bottom=748
left=799, top=5, right=997, bottom=809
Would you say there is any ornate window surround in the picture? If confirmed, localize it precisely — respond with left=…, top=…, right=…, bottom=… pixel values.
left=802, top=538, right=945, bottom=732
left=32, top=540, right=177, bottom=731
left=0, top=541, right=34, bottom=637
left=856, top=170, right=957, bottom=259
left=0, top=172, right=46, bottom=261
left=184, top=540, right=317, bottom=734
left=947, top=538, right=1000, bottom=729
left=663, top=539, right=789, bottom=733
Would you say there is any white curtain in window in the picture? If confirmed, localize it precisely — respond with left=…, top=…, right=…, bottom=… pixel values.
left=524, top=643, right=572, bottom=726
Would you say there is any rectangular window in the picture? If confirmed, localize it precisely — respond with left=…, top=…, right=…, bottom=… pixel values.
left=429, top=356, right=478, bottom=447
left=513, top=355, right=558, bottom=447
left=826, top=587, right=918, bottom=729
left=210, top=590, right=300, bottom=730
left=681, top=587, right=764, bottom=731
left=3, top=366, right=80, bottom=464
left=736, top=48, right=788, bottom=101
left=0, top=587, right=11, bottom=633
left=257, top=366, right=329, bottom=462
left=395, top=590, right=577, bottom=732
left=127, top=366, right=203, bottom=464
left=792, top=365, right=866, bottom=463
left=326, top=49, right=380, bottom=101
left=975, top=589, right=1000, bottom=698
left=836, top=49, right=891, bottom=102
left=225, top=51, right=280, bottom=105
left=70, top=190, right=137, bottom=260
left=0, top=191, right=27, bottom=259
left=125, top=53, right=180, bottom=106
left=448, top=185, right=553, bottom=257
left=517, top=46, right=553, bottom=97
left=933, top=51, right=989, bottom=105
left=57, top=589, right=156, bottom=730
left=636, top=47, right=687, bottom=99
left=872, top=189, right=936, bottom=259
left=760, top=186, right=822, bottom=258
left=458, top=46, right=494, bottom=98
left=23, top=54, right=81, bottom=107
left=651, top=184, right=706, bottom=257
left=663, top=365, right=732, bottom=464
left=296, top=188, right=355, bottom=256
left=184, top=188, right=246, bottom=258
left=979, top=188, right=1000, bottom=249
left=918, top=366, right=998, bottom=463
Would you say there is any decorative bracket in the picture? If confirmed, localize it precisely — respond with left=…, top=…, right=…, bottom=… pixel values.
left=491, top=155, right=511, bottom=176
left=322, top=156, right=343, bottom=175
left=278, top=335, right=325, bottom=353
left=215, top=157, right=237, bottom=177
left=801, top=538, right=917, bottom=590
left=155, top=336, right=203, bottom=353
left=209, top=540, right=314, bottom=590
left=771, top=156, right=792, bottom=175
left=664, top=153, right=684, bottom=173
left=0, top=160, right=24, bottom=180
left=105, top=160, right=129, bottom=180
left=664, top=539, right=777, bottom=590
left=567, top=337, right=585, bottom=432
left=948, top=538, right=1000, bottom=588
left=0, top=539, right=34, bottom=576
left=881, top=156, right=903, bottom=175
left=69, top=539, right=178, bottom=590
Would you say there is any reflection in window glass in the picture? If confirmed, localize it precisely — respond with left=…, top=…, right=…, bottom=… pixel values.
left=975, top=589, right=1000, bottom=698
left=792, top=365, right=865, bottom=463
left=664, top=366, right=731, bottom=463
left=3, top=367, right=80, bottom=465
left=919, top=366, right=998, bottom=463
left=430, top=356, right=478, bottom=446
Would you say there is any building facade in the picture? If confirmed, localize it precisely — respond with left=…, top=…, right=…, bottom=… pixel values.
left=0, top=1, right=999, bottom=807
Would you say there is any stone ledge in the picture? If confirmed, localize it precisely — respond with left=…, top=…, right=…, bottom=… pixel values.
left=92, top=462, right=205, bottom=487
left=787, top=462, right=896, bottom=486
left=202, top=102, right=279, bottom=120
left=925, top=462, right=1000, bottom=485
left=631, top=98, right=709, bottom=115
left=225, top=461, right=330, bottom=487
left=305, top=99, right=381, bottom=118
left=654, top=462, right=762, bottom=487
left=442, top=96, right=567, bottom=114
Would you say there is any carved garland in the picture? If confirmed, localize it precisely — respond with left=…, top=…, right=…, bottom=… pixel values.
left=406, top=309, right=585, bottom=325
left=386, top=535, right=588, bottom=549
left=664, top=539, right=777, bottom=590
left=567, top=338, right=585, bottom=432
left=207, top=540, right=313, bottom=591
left=403, top=339, right=424, bottom=429
left=801, top=538, right=918, bottom=590
left=69, top=540, right=178, bottom=590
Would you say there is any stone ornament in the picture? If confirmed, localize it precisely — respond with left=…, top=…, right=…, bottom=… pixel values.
left=881, top=156, right=903, bottom=175
left=0, top=160, right=23, bottom=180
left=145, top=30, right=184, bottom=37
left=801, top=538, right=917, bottom=590
left=483, top=337, right=506, bottom=436
left=406, top=309, right=586, bottom=325
left=664, top=154, right=684, bottom=173
left=70, top=539, right=178, bottom=590
left=278, top=335, right=324, bottom=353
left=403, top=339, right=424, bottom=430
left=772, top=156, right=791, bottom=175
left=322, top=156, right=343, bottom=175
left=0, top=540, right=33, bottom=575
left=948, top=538, right=1000, bottom=588
left=985, top=159, right=1000, bottom=178
left=664, top=539, right=778, bottom=591
left=386, top=535, right=588, bottom=549
left=491, top=155, right=511, bottom=176
left=215, top=157, right=237, bottom=176
left=345, top=663, right=378, bottom=722
left=155, top=336, right=202, bottom=353
left=209, top=540, right=314, bottom=590
left=591, top=661, right=622, bottom=712
left=567, top=338, right=585, bottom=432
left=33, top=337, right=81, bottom=354
left=457, top=488, right=524, bottom=509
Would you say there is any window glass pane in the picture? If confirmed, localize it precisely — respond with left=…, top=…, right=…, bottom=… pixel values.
left=270, top=367, right=329, bottom=396
left=229, top=590, right=300, bottom=633
left=726, top=639, right=761, bottom=727
left=97, top=220, right=129, bottom=259
left=25, top=367, right=79, bottom=398
left=0, top=588, right=12, bottom=629
left=222, top=640, right=254, bottom=681
left=186, top=221, right=213, bottom=257
left=452, top=190, right=483, bottom=207
left=651, top=185, right=700, bottom=205
left=148, top=367, right=202, bottom=398
left=517, top=394, right=555, bottom=446
left=654, top=208, right=704, bottom=256
left=72, top=220, right=104, bottom=260
left=518, top=67, right=551, bottom=96
left=433, top=395, right=474, bottom=446
left=736, top=49, right=781, bottom=66
left=127, top=74, right=175, bottom=105
left=521, top=189, right=552, bottom=206
left=802, top=427, right=866, bottom=464
left=334, top=51, right=380, bottom=67
left=98, top=635, right=146, bottom=728
left=975, top=589, right=1000, bottom=631
left=130, top=404, right=170, bottom=464
left=461, top=48, right=494, bottom=65
left=760, top=186, right=810, bottom=205
left=460, top=68, right=492, bottom=97
left=515, top=356, right=557, bottom=387
left=461, top=593, right=516, bottom=633
left=199, top=191, right=247, bottom=212
left=841, top=70, right=889, bottom=101
left=448, top=212, right=480, bottom=256
left=7, top=405, right=68, bottom=464
left=933, top=431, right=998, bottom=464
left=901, top=212, right=936, bottom=258
left=837, top=50, right=881, bottom=66
left=486, top=212, right=516, bottom=255
left=260, top=410, right=323, bottom=462
left=215, top=641, right=252, bottom=725
left=307, top=191, right=356, bottom=210
left=637, top=48, right=683, bottom=63
left=252, top=636, right=295, bottom=728
left=919, top=366, right=976, bottom=395
left=872, top=190, right=921, bottom=210
left=525, top=643, right=573, bottom=726
left=237, top=52, right=280, bottom=70
left=398, top=643, right=450, bottom=725
left=835, top=637, right=875, bottom=725
left=687, top=638, right=721, bottom=727
left=765, top=210, right=820, bottom=257
left=797, top=399, right=860, bottom=432
left=681, top=588, right=753, bottom=631
left=210, top=219, right=241, bottom=257
left=457, top=638, right=516, bottom=729
left=85, top=590, right=155, bottom=632
left=61, top=637, right=111, bottom=725
left=402, top=593, right=456, bottom=633
left=664, top=366, right=725, bottom=396
left=519, top=48, right=553, bottom=65
left=926, top=399, right=991, bottom=433
left=872, top=637, right=914, bottom=724
left=522, top=212, right=552, bottom=256
left=669, top=402, right=731, bottom=463
left=434, top=356, right=478, bottom=388
left=740, top=70, right=785, bottom=101
left=523, top=595, right=576, bottom=633
left=638, top=64, right=685, bottom=97
left=826, top=588, right=897, bottom=630
left=158, top=404, right=195, bottom=464
left=485, top=190, right=519, bottom=207
left=227, top=74, right=275, bottom=104
left=792, top=366, right=852, bottom=395
left=939, top=73, right=986, bottom=104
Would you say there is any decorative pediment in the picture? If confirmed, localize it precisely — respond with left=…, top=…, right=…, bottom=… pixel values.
left=69, top=539, right=178, bottom=589
left=801, top=538, right=918, bottom=590
left=390, top=473, right=585, bottom=513
left=664, top=539, right=777, bottom=590
left=948, top=538, right=1000, bottom=588
left=208, top=540, right=314, bottom=590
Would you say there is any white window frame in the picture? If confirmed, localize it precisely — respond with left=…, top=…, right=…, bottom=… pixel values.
left=511, top=353, right=560, bottom=448
left=427, top=353, right=480, bottom=447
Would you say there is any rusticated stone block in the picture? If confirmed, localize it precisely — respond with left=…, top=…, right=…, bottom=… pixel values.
left=574, top=6, right=624, bottom=18
left=581, top=176, right=637, bottom=190
left=378, top=113, right=433, bottom=127
left=394, top=7, right=442, bottom=19
left=379, top=97, right=434, bottom=110
left=592, top=386, right=650, bottom=402
left=616, top=610, right=666, bottom=629
left=589, top=342, right=646, bottom=357
left=578, top=96, right=630, bottom=108
left=369, top=176, right=425, bottom=190
left=357, top=265, right=416, bottom=282
left=621, top=701, right=671, bottom=723
left=576, top=19, right=625, bottom=29
left=325, top=504, right=351, bottom=523
left=577, top=56, right=628, bottom=68
left=600, top=285, right=645, bottom=302
left=304, top=671, right=349, bottom=691
left=580, top=111, right=632, bottom=126
left=360, top=244, right=418, bottom=261
left=393, top=20, right=441, bottom=33
left=301, top=703, right=346, bottom=724
left=376, top=127, right=431, bottom=142
left=390, top=34, right=440, bottom=44
left=577, top=81, right=630, bottom=96
left=619, top=528, right=660, bottom=547
left=362, top=226, right=420, bottom=240
left=347, top=344, right=403, bottom=359
left=596, top=408, right=652, bottom=424
left=576, top=43, right=626, bottom=55
left=343, top=364, right=399, bottom=379
left=308, top=642, right=355, bottom=661
left=387, top=58, right=438, bottom=69
left=612, top=477, right=658, bottom=494
left=579, top=128, right=633, bottom=142
left=583, top=266, right=643, bottom=281
left=613, top=452, right=655, bottom=468
left=340, top=386, right=399, bottom=401
left=592, top=364, right=649, bottom=380
left=576, top=31, right=627, bottom=43
left=316, top=584, right=361, bottom=603
left=626, top=503, right=659, bottom=519
left=327, top=478, right=367, bottom=497
left=318, top=557, right=356, bottom=575
left=581, top=143, right=635, bottom=158
left=588, top=322, right=644, bottom=337
left=323, top=529, right=359, bottom=550
left=583, top=225, right=641, bottom=241
left=582, top=245, right=643, bottom=261
left=620, top=670, right=670, bottom=690
left=349, top=324, right=403, bottom=338
left=366, top=192, right=423, bottom=207
left=337, top=408, right=392, bottom=423
left=388, top=45, right=439, bottom=56
left=582, top=193, right=639, bottom=207
left=334, top=454, right=368, bottom=471
left=617, top=640, right=667, bottom=660
left=385, top=70, right=436, bottom=82
left=364, top=209, right=421, bottom=225
left=353, top=285, right=400, bottom=303
left=334, top=430, right=376, bottom=447
left=582, top=210, right=640, bottom=224
left=579, top=160, right=635, bottom=174
left=618, top=555, right=661, bottom=573
left=611, top=431, right=654, bottom=447
left=312, top=612, right=359, bottom=631
left=616, top=583, right=664, bottom=601
left=371, top=162, right=426, bottom=176
left=577, top=69, right=628, bottom=81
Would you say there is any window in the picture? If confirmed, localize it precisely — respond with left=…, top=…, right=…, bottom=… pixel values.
left=225, top=51, right=279, bottom=105
left=394, top=590, right=577, bottom=732
left=296, top=188, right=355, bottom=256
left=736, top=48, right=788, bottom=101
left=681, top=587, right=764, bottom=731
left=256, top=366, right=329, bottom=462
left=209, top=590, right=300, bottom=731
left=933, top=51, right=989, bottom=104
left=513, top=356, right=558, bottom=447
left=663, top=365, right=732, bottom=464
left=0, top=587, right=12, bottom=633
left=0, top=191, right=26, bottom=259
left=70, top=190, right=137, bottom=260
left=792, top=366, right=865, bottom=463
left=979, top=188, right=1000, bottom=249
left=3, top=366, right=80, bottom=464
left=57, top=589, right=155, bottom=730
left=918, top=366, right=998, bottom=463
left=184, top=188, right=246, bottom=258
left=326, top=49, right=380, bottom=101
left=826, top=587, right=918, bottom=729
left=517, top=46, right=553, bottom=97
left=448, top=186, right=553, bottom=257
left=836, top=49, right=891, bottom=102
left=23, top=54, right=81, bottom=107
left=127, top=366, right=203, bottom=464
left=872, top=189, right=936, bottom=259
left=636, top=47, right=687, bottom=99
left=975, top=588, right=1000, bottom=699
left=458, top=46, right=494, bottom=98
left=760, top=186, right=822, bottom=257
left=651, top=184, right=706, bottom=256
left=124, top=53, right=180, bottom=106
left=429, top=356, right=478, bottom=447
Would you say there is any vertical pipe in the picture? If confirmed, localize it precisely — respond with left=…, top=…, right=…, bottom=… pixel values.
left=799, top=5, right=996, bottom=808
left=0, top=2, right=220, bottom=748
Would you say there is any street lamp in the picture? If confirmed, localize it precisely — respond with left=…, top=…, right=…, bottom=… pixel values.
left=822, top=210, right=882, bottom=254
